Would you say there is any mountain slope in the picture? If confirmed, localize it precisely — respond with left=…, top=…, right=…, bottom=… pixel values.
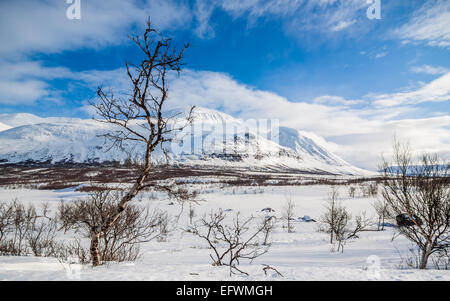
left=0, top=122, right=11, bottom=132
left=0, top=108, right=368, bottom=175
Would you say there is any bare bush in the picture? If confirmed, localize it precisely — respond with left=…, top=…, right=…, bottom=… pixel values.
left=432, top=246, right=449, bottom=270
left=346, top=212, right=374, bottom=239
left=0, top=202, right=13, bottom=243
left=262, top=264, right=283, bottom=277
left=348, top=186, right=356, bottom=198
left=320, top=187, right=373, bottom=252
left=27, top=206, right=59, bottom=257
left=380, top=139, right=450, bottom=269
left=360, top=183, right=378, bottom=198
left=261, top=216, right=277, bottom=246
left=53, top=239, right=90, bottom=265
left=373, top=198, right=389, bottom=231
left=189, top=209, right=271, bottom=276
left=58, top=189, right=168, bottom=264
left=156, top=211, right=173, bottom=242
left=10, top=201, right=36, bottom=255
left=282, top=198, right=295, bottom=233
left=0, top=201, right=59, bottom=257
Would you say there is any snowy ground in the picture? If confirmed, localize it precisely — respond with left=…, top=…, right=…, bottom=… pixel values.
left=0, top=184, right=448, bottom=281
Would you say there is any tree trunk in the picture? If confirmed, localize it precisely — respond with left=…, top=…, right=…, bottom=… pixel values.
left=89, top=158, right=151, bottom=266
left=90, top=230, right=101, bottom=267
left=419, top=247, right=431, bottom=269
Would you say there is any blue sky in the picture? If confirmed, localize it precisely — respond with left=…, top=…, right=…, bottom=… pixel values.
left=0, top=0, right=449, bottom=169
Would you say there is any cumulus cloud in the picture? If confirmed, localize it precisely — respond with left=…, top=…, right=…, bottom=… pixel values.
left=393, top=0, right=450, bottom=48
left=0, top=59, right=129, bottom=105
left=0, top=60, right=74, bottom=104
left=0, top=0, right=190, bottom=57
left=163, top=70, right=450, bottom=169
left=0, top=0, right=191, bottom=103
left=0, top=80, right=50, bottom=105
left=0, top=0, right=191, bottom=105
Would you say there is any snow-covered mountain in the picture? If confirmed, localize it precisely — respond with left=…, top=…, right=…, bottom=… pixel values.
left=0, top=108, right=367, bottom=175
left=0, top=122, right=11, bottom=132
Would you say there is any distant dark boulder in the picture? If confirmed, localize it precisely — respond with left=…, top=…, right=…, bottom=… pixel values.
left=261, top=207, right=275, bottom=213
left=396, top=213, right=422, bottom=227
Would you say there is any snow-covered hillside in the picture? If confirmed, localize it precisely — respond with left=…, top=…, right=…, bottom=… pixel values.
left=0, top=122, right=11, bottom=132
left=0, top=108, right=367, bottom=175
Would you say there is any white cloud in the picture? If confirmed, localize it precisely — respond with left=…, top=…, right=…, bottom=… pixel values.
left=312, top=95, right=362, bottom=106
left=193, top=0, right=367, bottom=39
left=411, top=65, right=449, bottom=75
left=0, top=0, right=191, bottom=103
left=0, top=60, right=74, bottom=104
left=394, top=0, right=450, bottom=48
left=0, top=80, right=50, bottom=105
left=0, top=0, right=191, bottom=57
left=0, top=59, right=129, bottom=105
left=372, top=72, right=450, bottom=107
left=330, top=116, right=450, bottom=170
left=129, top=70, right=370, bottom=138
left=374, top=52, right=387, bottom=59
left=193, top=0, right=217, bottom=39
left=162, top=70, right=450, bottom=169
left=330, top=20, right=356, bottom=32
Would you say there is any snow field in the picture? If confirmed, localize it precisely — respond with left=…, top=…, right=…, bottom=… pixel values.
left=0, top=184, right=448, bottom=281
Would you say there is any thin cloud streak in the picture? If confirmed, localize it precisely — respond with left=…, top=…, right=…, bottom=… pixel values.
left=393, top=0, right=450, bottom=48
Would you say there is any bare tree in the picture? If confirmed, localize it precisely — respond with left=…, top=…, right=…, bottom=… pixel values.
left=321, top=186, right=340, bottom=244
left=189, top=209, right=271, bottom=276
left=89, top=19, right=194, bottom=266
left=282, top=198, right=295, bottom=233
left=333, top=211, right=351, bottom=253
left=373, top=198, right=389, bottom=231
left=380, top=139, right=450, bottom=269
left=188, top=203, right=196, bottom=225
left=261, top=216, right=276, bottom=246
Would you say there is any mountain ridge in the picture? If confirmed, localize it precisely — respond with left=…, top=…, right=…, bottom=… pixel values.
left=0, top=108, right=370, bottom=175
